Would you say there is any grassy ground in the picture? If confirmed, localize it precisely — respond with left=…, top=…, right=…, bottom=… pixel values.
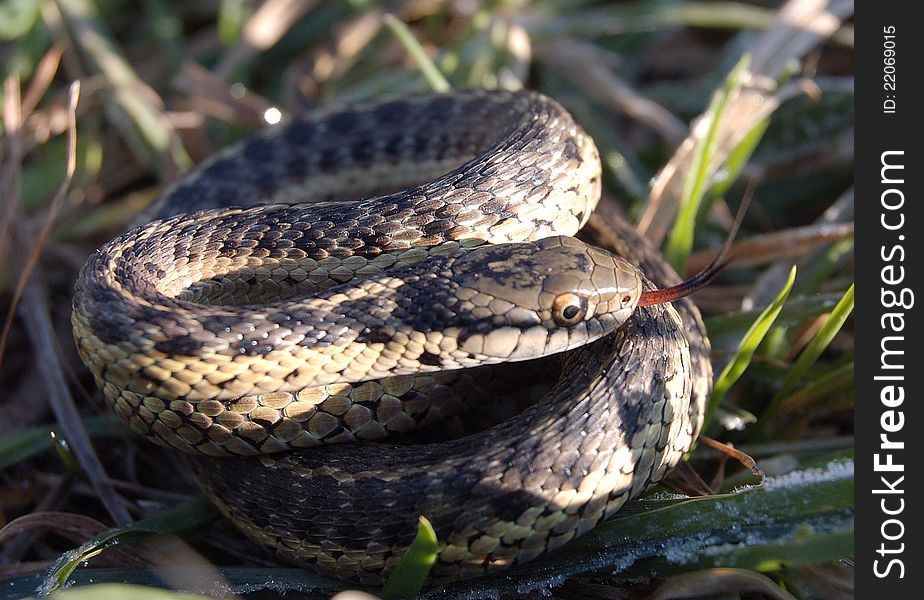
left=0, top=0, right=854, bottom=598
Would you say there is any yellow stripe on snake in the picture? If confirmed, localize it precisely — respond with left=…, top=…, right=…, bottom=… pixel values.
left=71, top=90, right=711, bottom=585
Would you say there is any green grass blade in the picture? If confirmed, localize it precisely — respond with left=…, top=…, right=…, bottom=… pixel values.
left=526, top=2, right=779, bottom=38
left=383, top=14, right=451, bottom=93
left=381, top=516, right=439, bottom=599
left=773, top=361, right=854, bottom=418
left=795, top=238, right=854, bottom=296
left=704, top=61, right=796, bottom=202
left=705, top=293, right=842, bottom=337
left=0, top=415, right=126, bottom=470
left=657, top=525, right=853, bottom=574
left=704, top=265, right=796, bottom=430
left=708, top=116, right=771, bottom=200
left=39, top=497, right=220, bottom=595
left=665, top=54, right=751, bottom=273
left=585, top=458, right=853, bottom=577
left=217, top=0, right=249, bottom=46
left=757, top=284, right=855, bottom=434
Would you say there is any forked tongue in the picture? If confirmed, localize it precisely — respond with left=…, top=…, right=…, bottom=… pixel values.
left=638, top=195, right=751, bottom=308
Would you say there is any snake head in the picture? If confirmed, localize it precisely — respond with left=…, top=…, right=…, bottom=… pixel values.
left=450, top=236, right=642, bottom=361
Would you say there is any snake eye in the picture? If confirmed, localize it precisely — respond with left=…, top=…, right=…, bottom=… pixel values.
left=552, top=293, right=587, bottom=326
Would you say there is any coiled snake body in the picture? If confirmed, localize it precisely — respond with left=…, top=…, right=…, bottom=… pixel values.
left=72, top=90, right=711, bottom=585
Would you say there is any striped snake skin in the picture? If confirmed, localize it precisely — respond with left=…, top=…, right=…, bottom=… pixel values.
left=72, top=90, right=711, bottom=585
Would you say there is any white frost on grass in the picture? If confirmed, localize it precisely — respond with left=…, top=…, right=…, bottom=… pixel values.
left=761, top=458, right=853, bottom=491
left=662, top=532, right=724, bottom=564
left=644, top=491, right=694, bottom=501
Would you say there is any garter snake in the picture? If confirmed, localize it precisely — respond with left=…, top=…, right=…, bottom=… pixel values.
left=72, top=89, right=711, bottom=585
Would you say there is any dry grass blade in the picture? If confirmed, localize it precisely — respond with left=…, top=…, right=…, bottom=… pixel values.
left=535, top=39, right=687, bottom=144
left=750, top=0, right=853, bottom=76
left=52, top=0, right=191, bottom=176
left=819, top=185, right=853, bottom=222
left=1, top=77, right=132, bottom=526
left=686, top=221, right=853, bottom=272
left=669, top=461, right=716, bottom=496
left=21, top=43, right=67, bottom=118
left=787, top=313, right=827, bottom=360
left=743, top=186, right=852, bottom=311
left=214, top=0, right=321, bottom=81
left=773, top=361, right=853, bottom=419
left=0, top=512, right=119, bottom=547
left=638, top=0, right=853, bottom=246
left=0, top=78, right=25, bottom=265
left=283, top=9, right=384, bottom=104
left=1, top=75, right=26, bottom=340
left=0, top=82, right=80, bottom=367
left=756, top=283, right=853, bottom=434
left=697, top=436, right=764, bottom=477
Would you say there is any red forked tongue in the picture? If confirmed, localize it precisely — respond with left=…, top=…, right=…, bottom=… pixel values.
left=637, top=195, right=751, bottom=308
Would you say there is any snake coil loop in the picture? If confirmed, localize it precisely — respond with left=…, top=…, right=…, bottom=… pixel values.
left=72, top=90, right=711, bottom=585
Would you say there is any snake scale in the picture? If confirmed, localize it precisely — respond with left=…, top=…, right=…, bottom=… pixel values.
left=72, top=90, right=711, bottom=585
